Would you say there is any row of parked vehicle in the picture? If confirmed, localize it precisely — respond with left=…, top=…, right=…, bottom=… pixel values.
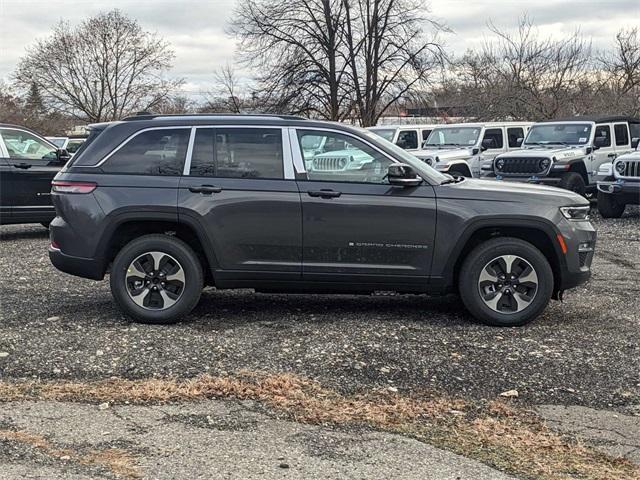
left=367, top=116, right=640, bottom=217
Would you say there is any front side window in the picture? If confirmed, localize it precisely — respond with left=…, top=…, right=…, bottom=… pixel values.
left=507, top=127, right=525, bottom=148
left=0, top=128, right=57, bottom=161
left=425, top=127, right=481, bottom=147
left=102, top=128, right=189, bottom=175
left=298, top=130, right=392, bottom=184
left=482, top=128, right=504, bottom=149
left=397, top=130, right=418, bottom=149
left=594, top=125, right=612, bottom=147
left=614, top=124, right=629, bottom=146
left=190, top=128, right=284, bottom=179
left=524, top=123, right=592, bottom=146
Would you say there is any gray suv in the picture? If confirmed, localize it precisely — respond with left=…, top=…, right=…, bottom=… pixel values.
left=49, top=114, right=596, bottom=327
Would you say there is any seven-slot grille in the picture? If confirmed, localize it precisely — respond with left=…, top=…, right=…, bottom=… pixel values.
left=498, top=157, right=549, bottom=175
left=312, top=156, right=347, bottom=171
left=616, top=159, right=640, bottom=178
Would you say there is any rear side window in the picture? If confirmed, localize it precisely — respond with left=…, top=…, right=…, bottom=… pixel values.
left=190, top=128, right=283, bottom=179
left=102, top=128, right=190, bottom=175
left=614, top=124, right=629, bottom=146
left=594, top=125, right=611, bottom=147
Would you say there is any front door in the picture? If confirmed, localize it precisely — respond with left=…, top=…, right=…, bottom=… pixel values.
left=0, top=128, right=61, bottom=222
left=294, top=128, right=436, bottom=286
left=178, top=127, right=302, bottom=281
left=591, top=124, right=616, bottom=181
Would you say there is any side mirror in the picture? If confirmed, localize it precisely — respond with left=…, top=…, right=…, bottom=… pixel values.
left=481, top=138, right=495, bottom=151
left=631, top=137, right=639, bottom=149
left=593, top=136, right=608, bottom=149
left=387, top=164, right=422, bottom=187
left=515, top=137, right=524, bottom=147
left=471, top=147, right=480, bottom=155
left=57, top=148, right=71, bottom=163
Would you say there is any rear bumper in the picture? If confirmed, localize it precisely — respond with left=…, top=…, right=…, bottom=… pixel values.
left=48, top=246, right=104, bottom=281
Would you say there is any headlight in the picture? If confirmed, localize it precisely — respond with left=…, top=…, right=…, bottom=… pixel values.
left=423, top=157, right=433, bottom=166
left=540, top=158, right=551, bottom=170
left=495, top=158, right=505, bottom=170
left=615, top=162, right=626, bottom=175
left=560, top=206, right=590, bottom=220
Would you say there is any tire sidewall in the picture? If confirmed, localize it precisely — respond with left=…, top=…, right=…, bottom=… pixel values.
left=597, top=190, right=625, bottom=218
left=560, top=172, right=586, bottom=196
left=110, top=235, right=203, bottom=324
left=459, top=238, right=554, bottom=327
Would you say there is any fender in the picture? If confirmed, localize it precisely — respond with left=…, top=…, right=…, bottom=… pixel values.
left=433, top=216, right=566, bottom=291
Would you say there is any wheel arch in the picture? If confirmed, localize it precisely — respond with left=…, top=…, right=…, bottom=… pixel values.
left=442, top=219, right=564, bottom=295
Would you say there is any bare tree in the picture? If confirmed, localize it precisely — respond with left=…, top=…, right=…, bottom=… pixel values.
left=597, top=28, right=640, bottom=115
left=440, top=16, right=592, bottom=121
left=343, top=0, right=446, bottom=126
left=14, top=10, right=183, bottom=122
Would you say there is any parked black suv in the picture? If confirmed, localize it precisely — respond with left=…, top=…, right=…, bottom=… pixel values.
left=49, top=114, right=596, bottom=326
left=0, top=124, right=71, bottom=226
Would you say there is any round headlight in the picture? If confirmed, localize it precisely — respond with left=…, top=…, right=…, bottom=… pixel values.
left=495, top=158, right=505, bottom=170
left=540, top=158, right=551, bottom=170
left=615, top=162, right=626, bottom=175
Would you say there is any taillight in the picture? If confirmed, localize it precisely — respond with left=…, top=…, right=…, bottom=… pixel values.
left=51, top=180, right=97, bottom=194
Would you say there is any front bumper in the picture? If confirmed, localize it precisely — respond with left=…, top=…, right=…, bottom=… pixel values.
left=556, top=218, right=596, bottom=291
left=485, top=173, right=563, bottom=186
left=597, top=180, right=640, bottom=204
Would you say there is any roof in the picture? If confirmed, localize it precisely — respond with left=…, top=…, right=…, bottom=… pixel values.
left=539, top=116, right=640, bottom=124
left=429, top=121, right=533, bottom=128
left=121, top=113, right=308, bottom=122
left=368, top=124, right=441, bottom=129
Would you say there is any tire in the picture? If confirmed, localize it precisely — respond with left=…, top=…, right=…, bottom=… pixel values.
left=459, top=237, right=554, bottom=327
left=110, top=234, right=204, bottom=324
left=558, top=172, right=586, bottom=196
left=597, top=190, right=625, bottom=218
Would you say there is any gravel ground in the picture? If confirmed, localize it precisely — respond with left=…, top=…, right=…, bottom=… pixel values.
left=1, top=207, right=639, bottom=410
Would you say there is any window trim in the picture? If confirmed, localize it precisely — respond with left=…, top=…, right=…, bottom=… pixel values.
left=183, top=125, right=291, bottom=180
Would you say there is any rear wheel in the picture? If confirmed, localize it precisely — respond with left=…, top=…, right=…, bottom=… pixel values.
left=459, top=237, right=554, bottom=327
left=597, top=190, right=625, bottom=218
left=558, top=172, right=586, bottom=196
left=110, top=234, right=203, bottom=324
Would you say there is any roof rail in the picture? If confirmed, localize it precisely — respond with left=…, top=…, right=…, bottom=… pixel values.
left=121, top=113, right=309, bottom=121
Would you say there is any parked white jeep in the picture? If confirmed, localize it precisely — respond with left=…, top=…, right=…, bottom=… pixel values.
left=412, top=122, right=532, bottom=178
left=484, top=116, right=640, bottom=196
left=367, top=124, right=439, bottom=152
left=596, top=142, right=640, bottom=217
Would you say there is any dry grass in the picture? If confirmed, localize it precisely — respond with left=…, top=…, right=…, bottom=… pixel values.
left=1, top=373, right=638, bottom=480
left=0, top=430, right=141, bottom=478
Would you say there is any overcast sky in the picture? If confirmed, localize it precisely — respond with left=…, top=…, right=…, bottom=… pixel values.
left=1, top=0, right=638, bottom=100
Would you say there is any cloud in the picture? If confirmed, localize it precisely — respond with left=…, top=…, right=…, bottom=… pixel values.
left=1, top=0, right=638, bottom=98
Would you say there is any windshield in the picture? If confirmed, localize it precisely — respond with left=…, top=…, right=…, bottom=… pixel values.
left=524, top=123, right=592, bottom=146
left=360, top=128, right=449, bottom=184
left=368, top=128, right=396, bottom=142
left=424, top=127, right=481, bottom=147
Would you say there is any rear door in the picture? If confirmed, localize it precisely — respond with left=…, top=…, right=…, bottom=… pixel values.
left=178, top=126, right=302, bottom=281
left=0, top=127, right=61, bottom=222
left=294, top=127, right=436, bottom=285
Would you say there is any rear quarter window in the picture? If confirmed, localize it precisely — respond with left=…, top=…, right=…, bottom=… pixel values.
left=101, top=128, right=190, bottom=176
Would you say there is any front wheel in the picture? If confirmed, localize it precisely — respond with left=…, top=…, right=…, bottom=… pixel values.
left=597, top=190, right=625, bottom=218
left=110, top=234, right=204, bottom=324
left=558, top=172, right=586, bottom=196
left=459, top=237, right=554, bottom=327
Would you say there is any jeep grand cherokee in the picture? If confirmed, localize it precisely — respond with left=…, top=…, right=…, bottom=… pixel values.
left=49, top=114, right=596, bottom=327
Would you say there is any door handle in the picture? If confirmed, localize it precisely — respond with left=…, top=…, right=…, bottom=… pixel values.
left=308, top=189, right=342, bottom=199
left=189, top=185, right=222, bottom=194
left=13, top=163, right=31, bottom=169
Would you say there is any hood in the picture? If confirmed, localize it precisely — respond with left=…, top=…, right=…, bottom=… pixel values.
left=500, top=146, right=587, bottom=160
left=414, top=147, right=474, bottom=161
left=441, top=178, right=589, bottom=206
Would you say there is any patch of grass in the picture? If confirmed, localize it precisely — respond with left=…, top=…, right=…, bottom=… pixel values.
left=1, top=373, right=638, bottom=480
left=0, top=429, right=141, bottom=478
